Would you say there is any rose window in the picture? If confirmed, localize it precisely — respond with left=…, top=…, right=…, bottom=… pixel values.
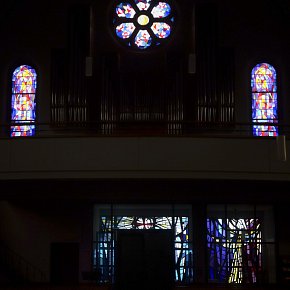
left=113, top=0, right=175, bottom=50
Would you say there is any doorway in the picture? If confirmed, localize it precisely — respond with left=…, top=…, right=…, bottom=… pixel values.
left=93, top=204, right=193, bottom=285
left=50, top=242, right=79, bottom=285
left=115, top=229, right=174, bottom=290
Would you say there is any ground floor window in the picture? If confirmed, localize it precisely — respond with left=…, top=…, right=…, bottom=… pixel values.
left=207, top=204, right=276, bottom=284
left=93, top=203, right=276, bottom=286
left=93, top=204, right=193, bottom=285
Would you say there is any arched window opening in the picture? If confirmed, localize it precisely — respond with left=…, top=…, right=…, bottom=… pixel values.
left=251, top=63, right=278, bottom=136
left=11, top=65, right=37, bottom=137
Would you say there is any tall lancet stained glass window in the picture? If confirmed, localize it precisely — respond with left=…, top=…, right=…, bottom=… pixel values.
left=11, top=65, right=37, bottom=137
left=113, top=0, right=175, bottom=50
left=207, top=218, right=262, bottom=284
left=251, top=63, right=278, bottom=136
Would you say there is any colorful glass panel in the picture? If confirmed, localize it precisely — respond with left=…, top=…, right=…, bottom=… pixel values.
left=151, top=2, right=171, bottom=18
left=135, top=0, right=151, bottom=10
left=11, top=65, right=37, bottom=137
left=134, top=29, right=152, bottom=49
left=207, top=218, right=262, bottom=283
left=251, top=63, right=278, bottom=136
left=116, top=3, right=136, bottom=18
left=151, top=22, right=171, bottom=38
left=113, top=0, right=174, bottom=49
left=97, top=216, right=193, bottom=283
left=116, top=22, right=136, bottom=38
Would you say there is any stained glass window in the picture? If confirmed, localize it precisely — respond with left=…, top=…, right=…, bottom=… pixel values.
left=207, top=218, right=262, bottom=283
left=113, top=0, right=175, bottom=49
left=207, top=205, right=276, bottom=284
left=11, top=65, right=37, bottom=137
left=96, top=215, right=193, bottom=284
left=251, top=63, right=278, bottom=136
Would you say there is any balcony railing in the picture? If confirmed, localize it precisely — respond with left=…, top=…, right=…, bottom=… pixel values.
left=0, top=121, right=288, bottom=138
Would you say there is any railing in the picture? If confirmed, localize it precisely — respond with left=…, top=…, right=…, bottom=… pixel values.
left=0, top=240, right=46, bottom=284
left=0, top=121, right=288, bottom=139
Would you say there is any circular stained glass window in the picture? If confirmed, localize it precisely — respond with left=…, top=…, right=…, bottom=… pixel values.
left=113, top=0, right=176, bottom=50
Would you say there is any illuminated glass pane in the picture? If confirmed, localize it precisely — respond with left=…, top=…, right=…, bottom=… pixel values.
left=135, top=0, right=151, bottom=10
left=116, top=22, right=136, bottom=38
left=116, top=3, right=136, bottom=18
left=207, top=218, right=262, bottom=284
left=114, top=0, right=174, bottom=49
left=11, top=65, right=37, bottom=137
left=253, top=124, right=278, bottom=137
left=11, top=125, right=35, bottom=137
left=251, top=63, right=277, bottom=92
left=137, top=14, right=149, bottom=25
left=252, top=108, right=277, bottom=120
left=98, top=215, right=192, bottom=283
left=12, top=108, right=35, bottom=121
left=134, top=29, right=152, bottom=48
left=252, top=93, right=277, bottom=110
left=151, top=22, right=171, bottom=38
left=11, top=94, right=35, bottom=113
left=151, top=2, right=171, bottom=18
left=251, top=63, right=278, bottom=136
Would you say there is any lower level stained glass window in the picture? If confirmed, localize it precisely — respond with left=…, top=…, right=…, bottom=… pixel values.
left=95, top=215, right=193, bottom=284
left=207, top=218, right=262, bottom=283
left=207, top=205, right=276, bottom=284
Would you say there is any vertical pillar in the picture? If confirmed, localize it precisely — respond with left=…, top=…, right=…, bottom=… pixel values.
left=192, top=202, right=207, bottom=283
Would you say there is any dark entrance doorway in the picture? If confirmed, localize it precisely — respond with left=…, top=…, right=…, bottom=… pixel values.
left=50, top=242, right=79, bottom=285
left=115, top=230, right=174, bottom=290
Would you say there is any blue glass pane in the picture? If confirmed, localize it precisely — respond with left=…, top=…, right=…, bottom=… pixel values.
left=11, top=124, right=35, bottom=137
left=253, top=125, right=278, bottom=137
left=135, top=0, right=151, bottom=10
left=116, top=22, right=136, bottom=38
left=134, top=29, right=152, bottom=49
left=151, top=22, right=171, bottom=38
left=116, top=3, right=136, bottom=18
left=151, top=2, right=171, bottom=18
